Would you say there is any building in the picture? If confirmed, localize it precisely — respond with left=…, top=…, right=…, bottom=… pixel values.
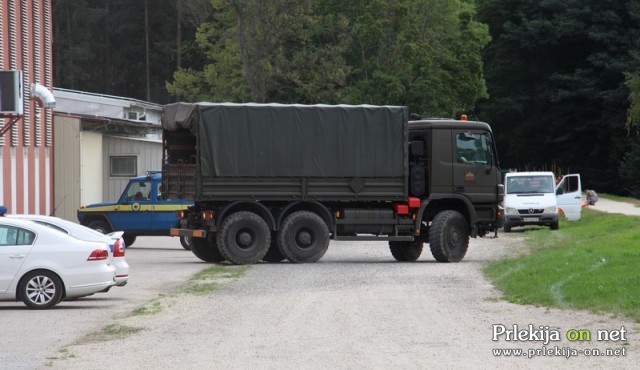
left=52, top=88, right=163, bottom=221
left=0, top=0, right=54, bottom=215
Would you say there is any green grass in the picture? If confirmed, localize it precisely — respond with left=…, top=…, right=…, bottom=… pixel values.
left=484, top=209, right=640, bottom=321
left=183, top=265, right=247, bottom=295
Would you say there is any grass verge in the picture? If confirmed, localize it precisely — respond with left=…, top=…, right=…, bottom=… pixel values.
left=484, top=209, right=640, bottom=321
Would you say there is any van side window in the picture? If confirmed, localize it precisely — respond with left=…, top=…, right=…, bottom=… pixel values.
left=456, top=132, right=489, bottom=164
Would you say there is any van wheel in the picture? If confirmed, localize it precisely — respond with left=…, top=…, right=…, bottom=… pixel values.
left=503, top=224, right=512, bottom=233
left=191, top=234, right=225, bottom=263
left=278, top=211, right=329, bottom=263
left=217, top=212, right=270, bottom=265
left=389, top=240, right=423, bottom=262
left=550, top=221, right=559, bottom=230
left=429, top=210, right=469, bottom=262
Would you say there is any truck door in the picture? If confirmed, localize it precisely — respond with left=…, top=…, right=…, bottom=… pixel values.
left=451, top=130, right=500, bottom=204
left=556, top=174, right=582, bottom=221
left=111, top=180, right=153, bottom=230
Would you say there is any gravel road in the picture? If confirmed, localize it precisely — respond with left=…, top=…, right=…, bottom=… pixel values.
left=43, top=210, right=638, bottom=370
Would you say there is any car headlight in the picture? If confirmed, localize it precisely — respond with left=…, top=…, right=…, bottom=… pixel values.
left=505, top=207, right=518, bottom=215
left=544, top=206, right=557, bottom=213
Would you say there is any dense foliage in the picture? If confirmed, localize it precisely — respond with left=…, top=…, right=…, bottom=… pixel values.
left=476, top=0, right=640, bottom=193
left=166, top=0, right=490, bottom=117
left=52, top=0, right=640, bottom=195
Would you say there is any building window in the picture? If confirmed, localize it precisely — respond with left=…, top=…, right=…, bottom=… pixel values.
left=110, top=156, right=137, bottom=177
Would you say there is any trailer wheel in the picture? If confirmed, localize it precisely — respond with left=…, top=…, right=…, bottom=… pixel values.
left=217, top=212, right=270, bottom=265
left=389, top=240, right=423, bottom=262
left=278, top=211, right=329, bottom=263
left=191, top=234, right=225, bottom=263
left=262, top=237, right=286, bottom=263
left=429, top=210, right=469, bottom=262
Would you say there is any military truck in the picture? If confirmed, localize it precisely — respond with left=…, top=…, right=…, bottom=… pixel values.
left=77, top=171, right=193, bottom=248
left=163, top=103, right=503, bottom=264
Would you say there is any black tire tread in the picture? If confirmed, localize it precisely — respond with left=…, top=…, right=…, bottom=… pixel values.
left=429, top=210, right=469, bottom=263
left=217, top=212, right=270, bottom=265
left=277, top=211, right=329, bottom=263
left=389, top=240, right=423, bottom=262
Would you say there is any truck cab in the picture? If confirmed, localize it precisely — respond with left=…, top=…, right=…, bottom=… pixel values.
left=77, top=171, right=193, bottom=247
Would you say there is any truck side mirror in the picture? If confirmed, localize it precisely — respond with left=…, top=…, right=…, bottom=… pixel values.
left=410, top=141, right=425, bottom=157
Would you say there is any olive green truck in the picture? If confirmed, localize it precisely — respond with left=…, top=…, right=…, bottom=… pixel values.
left=163, top=103, right=503, bottom=265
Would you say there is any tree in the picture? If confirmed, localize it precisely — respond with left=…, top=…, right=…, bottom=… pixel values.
left=167, top=0, right=491, bottom=117
left=477, top=0, right=640, bottom=193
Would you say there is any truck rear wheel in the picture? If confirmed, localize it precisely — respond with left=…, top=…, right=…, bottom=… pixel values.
left=191, top=234, right=225, bottom=263
left=262, top=237, right=286, bottom=262
left=389, top=240, right=423, bottom=262
left=429, top=210, right=469, bottom=262
left=217, top=212, right=270, bottom=265
left=278, top=211, right=329, bottom=263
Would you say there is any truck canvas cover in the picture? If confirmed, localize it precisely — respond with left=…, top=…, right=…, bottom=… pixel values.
left=164, top=103, right=407, bottom=178
left=163, top=103, right=408, bottom=201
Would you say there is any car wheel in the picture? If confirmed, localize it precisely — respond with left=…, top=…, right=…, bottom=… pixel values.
left=123, top=234, right=137, bottom=247
left=180, top=236, right=193, bottom=250
left=389, top=240, right=423, bottom=262
left=217, top=212, right=270, bottom=265
left=429, top=210, right=469, bottom=263
left=87, top=220, right=112, bottom=234
left=277, top=211, right=329, bottom=263
left=503, top=224, right=512, bottom=233
left=19, top=270, right=63, bottom=309
left=191, top=234, right=226, bottom=262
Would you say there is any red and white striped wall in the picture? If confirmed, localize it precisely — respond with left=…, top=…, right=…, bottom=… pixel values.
left=0, top=0, right=54, bottom=215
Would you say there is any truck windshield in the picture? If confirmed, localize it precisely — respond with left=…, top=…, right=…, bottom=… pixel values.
left=506, top=176, right=554, bottom=194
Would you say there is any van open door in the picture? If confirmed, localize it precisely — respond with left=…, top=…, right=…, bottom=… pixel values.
left=556, top=174, right=582, bottom=221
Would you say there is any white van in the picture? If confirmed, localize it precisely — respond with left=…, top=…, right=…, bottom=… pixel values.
left=503, top=172, right=582, bottom=232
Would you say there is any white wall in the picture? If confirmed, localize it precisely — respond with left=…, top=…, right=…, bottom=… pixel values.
left=80, top=131, right=104, bottom=205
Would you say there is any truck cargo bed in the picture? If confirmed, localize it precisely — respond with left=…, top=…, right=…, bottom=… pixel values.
left=163, top=103, right=408, bottom=202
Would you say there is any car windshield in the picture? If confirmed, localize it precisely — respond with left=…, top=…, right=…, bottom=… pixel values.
left=506, top=176, right=554, bottom=194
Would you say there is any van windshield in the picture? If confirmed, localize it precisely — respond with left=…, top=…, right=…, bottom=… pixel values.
left=506, top=176, right=554, bottom=194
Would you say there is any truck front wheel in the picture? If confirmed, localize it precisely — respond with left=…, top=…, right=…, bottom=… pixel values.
left=217, top=212, right=270, bottom=265
left=278, top=211, right=329, bottom=263
left=429, top=210, right=469, bottom=262
left=191, top=234, right=225, bottom=263
left=389, top=240, right=423, bottom=262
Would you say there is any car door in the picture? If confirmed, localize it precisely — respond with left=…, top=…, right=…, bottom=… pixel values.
left=151, top=181, right=191, bottom=230
left=0, top=225, right=35, bottom=293
left=556, top=174, right=582, bottom=221
left=109, top=180, right=154, bottom=231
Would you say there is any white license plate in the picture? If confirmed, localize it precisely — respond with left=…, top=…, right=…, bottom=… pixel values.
left=523, top=217, right=538, bottom=222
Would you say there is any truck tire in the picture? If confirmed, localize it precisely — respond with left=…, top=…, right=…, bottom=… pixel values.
left=180, top=236, right=193, bottom=250
left=262, top=238, right=286, bottom=263
left=87, top=220, right=112, bottom=234
left=123, top=234, right=137, bottom=247
left=429, top=210, right=469, bottom=263
left=191, top=234, right=225, bottom=263
left=217, top=212, right=270, bottom=265
left=389, top=240, right=423, bottom=262
left=278, top=211, right=329, bottom=263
